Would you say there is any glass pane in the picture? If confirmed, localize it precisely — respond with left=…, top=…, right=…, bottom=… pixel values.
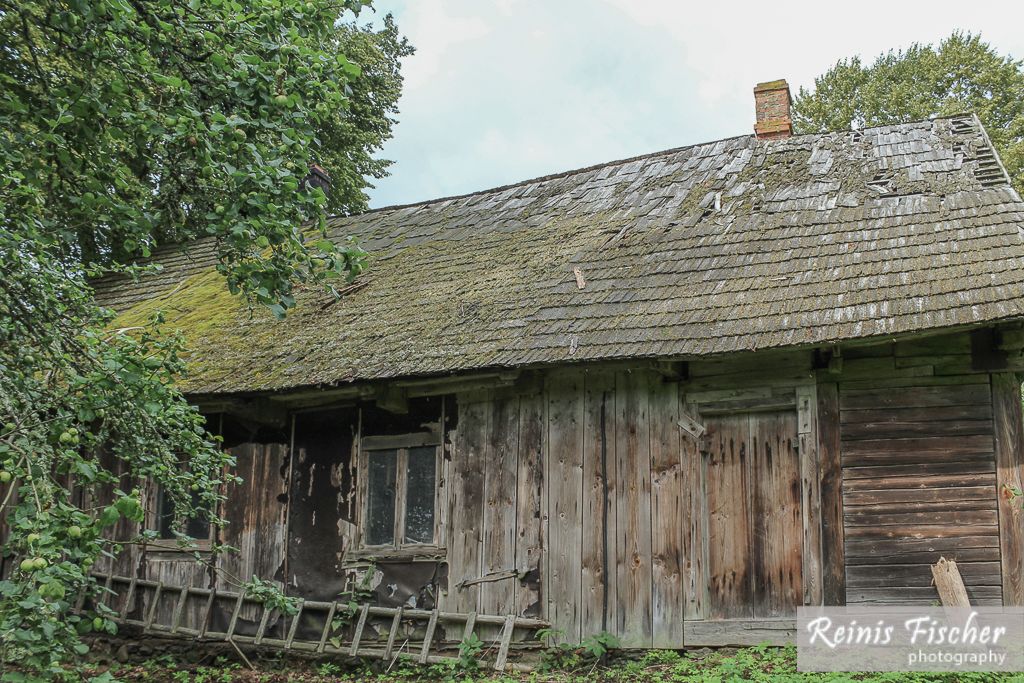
left=157, top=488, right=175, bottom=539
left=365, top=449, right=397, bottom=545
left=157, top=488, right=210, bottom=541
left=185, top=491, right=210, bottom=540
left=404, top=446, right=436, bottom=544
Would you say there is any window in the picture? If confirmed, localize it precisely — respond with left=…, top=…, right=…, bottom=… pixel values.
left=360, top=439, right=439, bottom=549
left=152, top=485, right=212, bottom=549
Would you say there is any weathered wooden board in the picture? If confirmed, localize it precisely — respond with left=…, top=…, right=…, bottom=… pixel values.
left=580, top=371, right=615, bottom=638
left=797, top=385, right=823, bottom=607
left=991, top=372, right=1024, bottom=605
left=844, top=486, right=995, bottom=505
left=847, top=586, right=1003, bottom=606
left=844, top=499, right=994, bottom=515
left=893, top=332, right=972, bottom=357
left=217, top=442, right=289, bottom=622
left=840, top=419, right=994, bottom=440
left=689, top=352, right=811, bottom=379
left=845, top=561, right=1002, bottom=588
left=750, top=411, right=802, bottom=618
left=844, top=523, right=999, bottom=540
left=612, top=369, right=653, bottom=647
left=846, top=546, right=1000, bottom=565
left=546, top=371, right=585, bottom=642
left=840, top=383, right=990, bottom=410
left=839, top=404, right=993, bottom=425
left=480, top=397, right=520, bottom=616
left=705, top=413, right=753, bottom=619
left=843, top=509, right=998, bottom=527
left=680, top=396, right=707, bottom=621
left=845, top=535, right=1000, bottom=555
left=932, top=558, right=971, bottom=607
left=842, top=469, right=996, bottom=487
left=447, top=396, right=487, bottom=614
left=817, top=383, right=845, bottom=605
left=649, top=376, right=683, bottom=647
left=514, top=392, right=545, bottom=618
left=683, top=619, right=796, bottom=646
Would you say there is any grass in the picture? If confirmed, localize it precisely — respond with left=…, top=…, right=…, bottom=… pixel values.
left=97, top=646, right=1024, bottom=682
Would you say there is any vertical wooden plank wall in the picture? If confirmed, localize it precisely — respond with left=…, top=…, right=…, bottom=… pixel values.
left=449, top=367, right=690, bottom=644
left=541, top=367, right=685, bottom=645
left=446, top=389, right=547, bottom=619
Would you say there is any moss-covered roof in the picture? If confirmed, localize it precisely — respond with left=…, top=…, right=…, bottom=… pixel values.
left=92, top=114, right=1024, bottom=395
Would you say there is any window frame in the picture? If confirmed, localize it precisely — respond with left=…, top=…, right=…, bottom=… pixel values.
left=147, top=482, right=215, bottom=553
left=357, top=432, right=442, bottom=554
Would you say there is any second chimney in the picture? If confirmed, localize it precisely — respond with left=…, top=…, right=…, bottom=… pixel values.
left=753, top=79, right=793, bottom=140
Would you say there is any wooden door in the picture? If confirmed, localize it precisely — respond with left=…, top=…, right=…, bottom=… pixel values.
left=704, top=410, right=802, bottom=620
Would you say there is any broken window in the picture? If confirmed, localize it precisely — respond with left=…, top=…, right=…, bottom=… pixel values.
left=360, top=439, right=439, bottom=549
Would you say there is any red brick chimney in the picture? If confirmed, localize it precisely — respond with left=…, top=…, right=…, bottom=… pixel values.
left=753, top=79, right=793, bottom=140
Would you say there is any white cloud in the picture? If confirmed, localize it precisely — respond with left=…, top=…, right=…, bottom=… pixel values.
left=387, top=0, right=490, bottom=94
left=368, top=0, right=1024, bottom=207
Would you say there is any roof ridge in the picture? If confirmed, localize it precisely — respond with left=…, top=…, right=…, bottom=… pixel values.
left=340, top=113, right=981, bottom=220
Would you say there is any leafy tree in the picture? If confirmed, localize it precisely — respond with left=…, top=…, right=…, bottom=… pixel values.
left=0, top=0, right=407, bottom=677
left=793, top=32, right=1024, bottom=194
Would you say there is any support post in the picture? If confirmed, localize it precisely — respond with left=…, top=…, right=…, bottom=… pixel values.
left=992, top=372, right=1024, bottom=605
left=817, top=382, right=845, bottom=605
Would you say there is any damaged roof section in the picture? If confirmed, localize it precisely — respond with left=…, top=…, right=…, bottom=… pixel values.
left=91, top=114, right=1024, bottom=395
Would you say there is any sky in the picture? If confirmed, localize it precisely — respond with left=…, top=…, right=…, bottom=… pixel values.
left=362, top=1, right=1024, bottom=209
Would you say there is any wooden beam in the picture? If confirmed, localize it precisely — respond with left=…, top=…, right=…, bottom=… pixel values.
left=932, top=558, right=971, bottom=607
left=797, top=385, right=823, bottom=606
left=991, top=372, right=1024, bottom=605
left=817, top=382, right=845, bottom=605
left=683, top=619, right=795, bottom=647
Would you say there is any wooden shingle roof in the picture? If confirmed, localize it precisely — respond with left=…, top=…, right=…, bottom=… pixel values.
left=93, top=114, right=1024, bottom=394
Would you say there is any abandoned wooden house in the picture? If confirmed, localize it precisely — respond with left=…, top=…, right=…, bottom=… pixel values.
left=86, top=79, right=1024, bottom=652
